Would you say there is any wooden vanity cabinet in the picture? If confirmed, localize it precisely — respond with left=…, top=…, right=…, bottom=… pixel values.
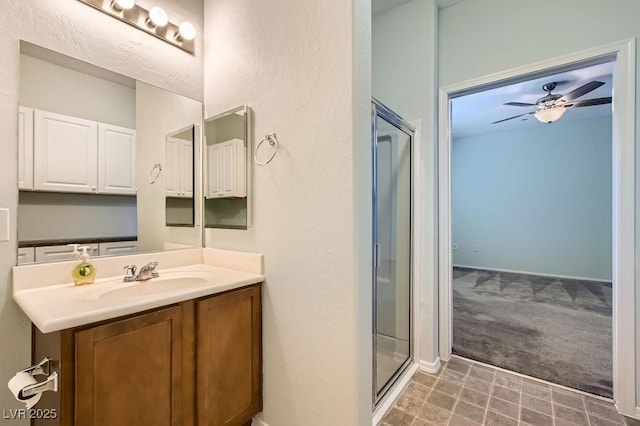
left=32, top=284, right=262, bottom=426
left=196, top=285, right=262, bottom=426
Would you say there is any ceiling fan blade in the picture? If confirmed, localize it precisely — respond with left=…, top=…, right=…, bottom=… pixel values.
left=504, top=102, right=537, bottom=107
left=558, top=81, right=605, bottom=103
left=491, top=111, right=535, bottom=124
left=566, top=97, right=612, bottom=108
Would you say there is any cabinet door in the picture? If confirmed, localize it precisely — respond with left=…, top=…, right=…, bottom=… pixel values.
left=34, top=110, right=98, bottom=193
left=98, top=123, right=136, bottom=195
left=206, top=139, right=246, bottom=199
left=180, top=139, right=194, bottom=198
left=18, top=106, right=34, bottom=190
left=207, top=144, right=221, bottom=198
left=98, top=240, right=138, bottom=256
left=197, top=285, right=262, bottom=426
left=34, top=243, right=99, bottom=263
left=75, top=305, right=184, bottom=426
left=166, top=137, right=181, bottom=197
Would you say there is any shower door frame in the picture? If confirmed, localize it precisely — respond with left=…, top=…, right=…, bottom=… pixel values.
left=372, top=98, right=415, bottom=406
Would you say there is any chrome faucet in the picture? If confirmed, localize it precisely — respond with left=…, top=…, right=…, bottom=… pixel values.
left=122, top=262, right=159, bottom=282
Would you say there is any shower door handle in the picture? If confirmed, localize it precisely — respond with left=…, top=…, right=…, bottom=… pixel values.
left=374, top=243, right=381, bottom=270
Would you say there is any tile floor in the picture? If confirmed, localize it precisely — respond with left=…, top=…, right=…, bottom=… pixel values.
left=381, top=358, right=640, bottom=426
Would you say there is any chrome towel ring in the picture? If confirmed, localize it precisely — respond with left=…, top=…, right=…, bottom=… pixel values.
left=148, top=163, right=162, bottom=184
left=254, top=133, right=278, bottom=166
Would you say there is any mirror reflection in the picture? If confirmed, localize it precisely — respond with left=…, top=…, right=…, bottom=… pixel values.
left=17, top=42, right=203, bottom=265
left=204, top=105, right=252, bottom=230
left=165, top=125, right=196, bottom=227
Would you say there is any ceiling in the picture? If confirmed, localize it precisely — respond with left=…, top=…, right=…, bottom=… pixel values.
left=451, top=61, right=614, bottom=139
left=372, top=0, right=464, bottom=17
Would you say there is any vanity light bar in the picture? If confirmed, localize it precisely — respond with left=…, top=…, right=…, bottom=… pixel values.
left=76, top=0, right=195, bottom=54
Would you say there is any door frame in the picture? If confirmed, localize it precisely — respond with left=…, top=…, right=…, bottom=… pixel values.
left=437, top=39, right=636, bottom=415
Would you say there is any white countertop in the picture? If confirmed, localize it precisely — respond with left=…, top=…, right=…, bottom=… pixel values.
left=13, top=248, right=264, bottom=333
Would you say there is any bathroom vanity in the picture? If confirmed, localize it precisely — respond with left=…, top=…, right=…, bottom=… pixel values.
left=13, top=248, right=263, bottom=426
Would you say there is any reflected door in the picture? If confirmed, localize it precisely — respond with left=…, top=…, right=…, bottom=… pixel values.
left=372, top=99, right=413, bottom=404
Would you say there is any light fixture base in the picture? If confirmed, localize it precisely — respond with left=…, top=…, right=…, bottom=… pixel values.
left=76, top=0, right=195, bottom=54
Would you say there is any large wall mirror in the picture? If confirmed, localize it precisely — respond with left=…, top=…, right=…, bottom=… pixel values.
left=17, top=41, right=203, bottom=265
left=204, top=105, right=252, bottom=229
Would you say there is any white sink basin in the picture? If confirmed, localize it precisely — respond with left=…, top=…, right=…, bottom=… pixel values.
left=78, top=272, right=219, bottom=300
left=98, top=277, right=208, bottom=299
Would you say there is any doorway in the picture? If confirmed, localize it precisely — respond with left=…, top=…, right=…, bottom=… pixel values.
left=438, top=40, right=637, bottom=414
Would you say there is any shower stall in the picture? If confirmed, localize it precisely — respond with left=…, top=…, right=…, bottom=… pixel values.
left=372, top=98, right=414, bottom=405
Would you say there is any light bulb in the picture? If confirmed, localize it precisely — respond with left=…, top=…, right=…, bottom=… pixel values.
left=177, top=22, right=196, bottom=41
left=534, top=107, right=567, bottom=123
left=111, top=0, right=135, bottom=11
left=147, top=7, right=168, bottom=28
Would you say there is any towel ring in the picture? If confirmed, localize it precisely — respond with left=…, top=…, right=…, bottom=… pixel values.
left=148, top=163, right=162, bottom=184
left=254, top=133, right=278, bottom=166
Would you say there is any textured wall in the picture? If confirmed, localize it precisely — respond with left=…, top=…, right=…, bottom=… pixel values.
left=452, top=116, right=613, bottom=280
left=203, top=0, right=371, bottom=424
left=0, top=0, right=203, bottom=417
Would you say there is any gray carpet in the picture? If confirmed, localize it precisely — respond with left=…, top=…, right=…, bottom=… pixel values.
left=452, top=267, right=613, bottom=398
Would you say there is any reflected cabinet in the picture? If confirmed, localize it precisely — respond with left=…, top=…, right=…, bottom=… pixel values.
left=204, top=106, right=252, bottom=230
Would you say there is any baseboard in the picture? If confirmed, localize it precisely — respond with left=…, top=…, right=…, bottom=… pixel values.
left=252, top=414, right=269, bottom=426
left=419, top=357, right=441, bottom=374
left=634, top=406, right=640, bottom=419
left=372, top=363, right=419, bottom=425
left=452, top=264, right=611, bottom=283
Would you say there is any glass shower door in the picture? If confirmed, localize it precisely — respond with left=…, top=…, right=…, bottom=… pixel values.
left=372, top=99, right=413, bottom=404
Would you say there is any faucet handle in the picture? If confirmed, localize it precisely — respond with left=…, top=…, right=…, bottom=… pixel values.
left=123, top=264, right=137, bottom=277
left=147, top=261, right=159, bottom=271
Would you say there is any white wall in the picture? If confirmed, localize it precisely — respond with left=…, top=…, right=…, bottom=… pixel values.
left=452, top=115, right=613, bottom=281
left=438, top=0, right=640, bottom=408
left=20, top=54, right=136, bottom=129
left=18, top=193, right=137, bottom=241
left=136, top=81, right=202, bottom=252
left=203, top=0, right=371, bottom=424
left=372, top=0, right=439, bottom=366
left=0, top=0, right=203, bottom=417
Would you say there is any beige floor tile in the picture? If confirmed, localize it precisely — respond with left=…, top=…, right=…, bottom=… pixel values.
left=427, top=390, right=457, bottom=412
left=412, top=372, right=437, bottom=389
left=433, top=379, right=462, bottom=398
left=488, top=397, right=519, bottom=419
left=417, top=402, right=451, bottom=425
left=484, top=410, right=518, bottom=426
left=520, top=393, right=552, bottom=416
left=491, top=385, right=519, bottom=404
left=553, top=403, right=589, bottom=424
left=459, top=387, right=490, bottom=408
left=468, top=365, right=495, bottom=383
left=453, top=400, right=486, bottom=424
left=551, top=388, right=586, bottom=411
left=521, top=379, right=550, bottom=400
left=465, top=376, right=493, bottom=394
left=520, top=407, right=553, bottom=426
left=383, top=407, right=415, bottom=426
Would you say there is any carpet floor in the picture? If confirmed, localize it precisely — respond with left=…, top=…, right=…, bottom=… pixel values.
left=452, top=267, right=612, bottom=398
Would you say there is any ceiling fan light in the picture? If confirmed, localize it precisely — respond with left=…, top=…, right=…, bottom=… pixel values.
left=534, top=107, right=566, bottom=123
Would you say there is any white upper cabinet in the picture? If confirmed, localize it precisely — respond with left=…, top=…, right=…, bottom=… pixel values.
left=207, top=139, right=246, bottom=198
left=98, top=124, right=136, bottom=195
left=18, top=106, right=34, bottom=190
left=180, top=139, right=194, bottom=198
left=165, top=136, right=193, bottom=198
left=26, top=108, right=135, bottom=195
left=34, top=110, right=98, bottom=193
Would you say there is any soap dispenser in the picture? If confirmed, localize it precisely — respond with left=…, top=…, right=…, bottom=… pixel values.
left=72, top=246, right=97, bottom=286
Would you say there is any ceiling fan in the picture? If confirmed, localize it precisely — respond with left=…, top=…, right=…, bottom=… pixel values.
left=492, top=81, right=612, bottom=124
